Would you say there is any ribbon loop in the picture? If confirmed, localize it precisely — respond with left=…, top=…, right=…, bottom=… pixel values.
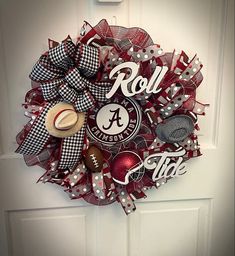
left=41, top=79, right=63, bottom=101
left=48, top=37, right=76, bottom=69
left=30, top=55, right=63, bottom=82
left=64, top=162, right=87, bottom=187
left=91, top=172, right=106, bottom=200
left=76, top=44, right=100, bottom=77
left=116, top=187, right=136, bottom=215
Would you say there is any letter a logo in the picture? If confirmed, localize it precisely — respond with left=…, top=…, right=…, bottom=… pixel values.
left=102, top=108, right=123, bottom=130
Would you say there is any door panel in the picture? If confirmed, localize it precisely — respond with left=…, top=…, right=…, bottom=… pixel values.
left=129, top=199, right=211, bottom=256
left=7, top=207, right=96, bottom=256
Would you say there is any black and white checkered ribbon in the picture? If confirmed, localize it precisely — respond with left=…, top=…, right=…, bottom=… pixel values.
left=58, top=118, right=87, bottom=169
left=16, top=101, right=59, bottom=155
left=76, top=44, right=100, bottom=77
left=17, top=36, right=112, bottom=170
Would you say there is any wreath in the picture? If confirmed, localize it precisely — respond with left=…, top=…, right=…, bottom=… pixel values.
left=16, top=20, right=208, bottom=215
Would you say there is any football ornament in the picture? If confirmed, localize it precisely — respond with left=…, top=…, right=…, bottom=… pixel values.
left=16, top=19, right=208, bottom=215
left=84, top=146, right=104, bottom=173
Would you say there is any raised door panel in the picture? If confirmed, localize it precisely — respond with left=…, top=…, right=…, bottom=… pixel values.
left=129, top=200, right=211, bottom=256
left=7, top=207, right=96, bottom=256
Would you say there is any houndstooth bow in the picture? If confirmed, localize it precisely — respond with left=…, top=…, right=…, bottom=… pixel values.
left=16, top=36, right=112, bottom=170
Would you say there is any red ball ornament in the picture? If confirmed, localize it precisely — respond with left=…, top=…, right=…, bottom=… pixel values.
left=111, top=151, right=144, bottom=185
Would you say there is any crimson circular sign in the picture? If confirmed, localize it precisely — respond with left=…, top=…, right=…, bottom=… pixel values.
left=87, top=95, right=142, bottom=145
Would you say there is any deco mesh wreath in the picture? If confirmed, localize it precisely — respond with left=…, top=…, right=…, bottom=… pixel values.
left=16, top=20, right=208, bottom=215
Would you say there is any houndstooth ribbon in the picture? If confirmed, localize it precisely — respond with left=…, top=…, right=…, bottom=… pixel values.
left=16, top=36, right=112, bottom=170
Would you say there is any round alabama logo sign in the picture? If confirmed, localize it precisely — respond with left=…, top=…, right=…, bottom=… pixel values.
left=87, top=95, right=142, bottom=145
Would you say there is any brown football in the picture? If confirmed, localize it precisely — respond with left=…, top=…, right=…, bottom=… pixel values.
left=84, top=146, right=104, bottom=173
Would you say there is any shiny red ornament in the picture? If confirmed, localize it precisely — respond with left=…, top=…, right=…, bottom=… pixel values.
left=110, top=151, right=144, bottom=185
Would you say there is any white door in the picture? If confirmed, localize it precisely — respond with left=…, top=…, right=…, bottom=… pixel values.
left=0, top=0, right=234, bottom=256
